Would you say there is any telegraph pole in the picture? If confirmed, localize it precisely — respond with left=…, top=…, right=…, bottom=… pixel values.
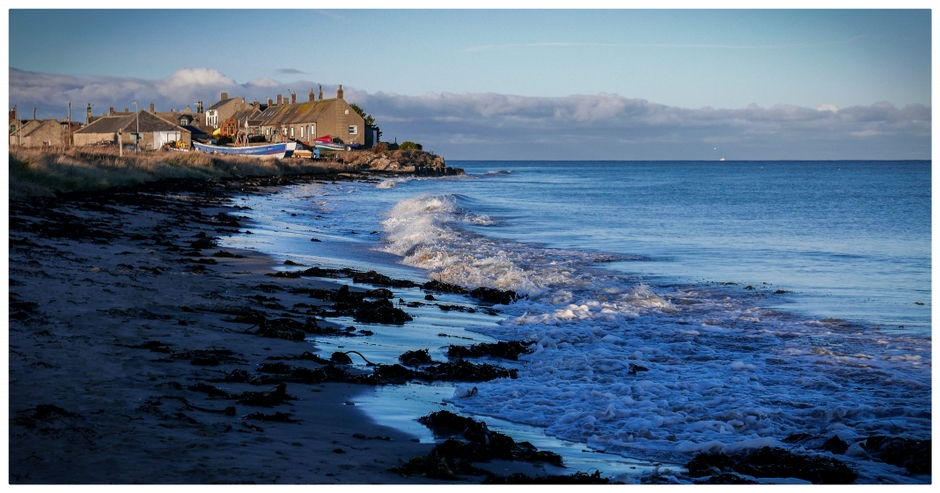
left=132, top=101, right=139, bottom=153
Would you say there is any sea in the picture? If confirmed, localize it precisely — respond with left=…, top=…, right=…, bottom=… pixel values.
left=221, top=160, right=931, bottom=484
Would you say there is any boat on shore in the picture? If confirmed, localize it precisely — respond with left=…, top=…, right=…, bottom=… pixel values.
left=192, top=141, right=298, bottom=159
left=311, top=135, right=354, bottom=151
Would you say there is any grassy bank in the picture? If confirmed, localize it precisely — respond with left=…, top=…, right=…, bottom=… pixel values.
left=8, top=147, right=333, bottom=200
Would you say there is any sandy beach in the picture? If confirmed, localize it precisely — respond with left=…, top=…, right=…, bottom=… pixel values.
left=6, top=170, right=560, bottom=485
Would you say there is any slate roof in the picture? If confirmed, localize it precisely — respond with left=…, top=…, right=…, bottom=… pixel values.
left=206, top=98, right=238, bottom=112
left=257, top=99, right=338, bottom=126
left=75, top=111, right=186, bottom=134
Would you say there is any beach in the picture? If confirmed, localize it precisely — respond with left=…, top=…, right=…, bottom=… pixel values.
left=6, top=170, right=559, bottom=484
left=7, top=157, right=932, bottom=485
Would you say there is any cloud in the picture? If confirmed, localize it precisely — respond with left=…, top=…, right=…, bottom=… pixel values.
left=9, top=67, right=930, bottom=160
left=276, top=68, right=306, bottom=75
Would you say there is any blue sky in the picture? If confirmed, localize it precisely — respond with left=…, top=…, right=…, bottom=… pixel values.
left=6, top=6, right=933, bottom=160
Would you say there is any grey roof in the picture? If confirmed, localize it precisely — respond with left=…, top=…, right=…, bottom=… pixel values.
left=258, top=99, right=341, bottom=126
left=206, top=98, right=239, bottom=112
left=75, top=111, right=186, bottom=134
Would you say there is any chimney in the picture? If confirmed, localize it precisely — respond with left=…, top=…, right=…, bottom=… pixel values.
left=150, top=103, right=155, bottom=113
left=277, top=94, right=282, bottom=105
left=291, top=91, right=296, bottom=104
left=268, top=98, right=273, bottom=106
left=124, top=108, right=129, bottom=113
left=33, top=107, right=37, bottom=120
left=309, top=88, right=315, bottom=102
left=318, top=85, right=323, bottom=101
left=86, top=104, right=92, bottom=124
left=337, top=85, right=344, bottom=100
left=184, top=105, right=191, bottom=113
left=221, top=92, right=228, bottom=101
left=110, top=107, right=115, bottom=116
left=9, top=106, right=15, bottom=121
left=197, top=101, right=204, bottom=113
left=253, top=99, right=260, bottom=110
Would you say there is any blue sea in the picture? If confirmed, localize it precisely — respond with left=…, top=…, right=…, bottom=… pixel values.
left=222, top=160, right=931, bottom=483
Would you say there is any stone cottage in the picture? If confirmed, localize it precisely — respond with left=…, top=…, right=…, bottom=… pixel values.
left=73, top=110, right=191, bottom=150
left=256, top=85, right=365, bottom=147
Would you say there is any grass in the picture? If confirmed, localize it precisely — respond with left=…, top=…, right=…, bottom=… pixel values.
left=8, top=147, right=333, bottom=200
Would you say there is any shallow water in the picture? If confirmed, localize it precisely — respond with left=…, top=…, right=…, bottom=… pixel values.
left=221, top=161, right=931, bottom=483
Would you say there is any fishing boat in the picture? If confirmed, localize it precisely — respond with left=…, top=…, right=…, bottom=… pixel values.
left=192, top=141, right=297, bottom=159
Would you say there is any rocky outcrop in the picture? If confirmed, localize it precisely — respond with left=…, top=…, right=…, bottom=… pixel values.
left=333, top=149, right=463, bottom=176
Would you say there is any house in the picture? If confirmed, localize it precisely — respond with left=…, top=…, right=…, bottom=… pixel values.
left=204, top=92, right=254, bottom=129
left=73, top=110, right=191, bottom=150
left=9, top=108, right=81, bottom=148
left=153, top=104, right=211, bottom=143
left=256, top=85, right=365, bottom=146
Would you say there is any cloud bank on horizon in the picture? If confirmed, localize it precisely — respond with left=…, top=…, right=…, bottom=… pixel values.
left=9, top=67, right=930, bottom=161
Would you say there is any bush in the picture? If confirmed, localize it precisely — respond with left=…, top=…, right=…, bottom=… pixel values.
left=399, top=141, right=423, bottom=151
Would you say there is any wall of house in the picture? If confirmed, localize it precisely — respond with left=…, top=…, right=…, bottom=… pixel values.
left=11, top=121, right=67, bottom=147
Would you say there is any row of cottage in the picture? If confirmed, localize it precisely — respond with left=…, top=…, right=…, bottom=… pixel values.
left=9, top=85, right=374, bottom=151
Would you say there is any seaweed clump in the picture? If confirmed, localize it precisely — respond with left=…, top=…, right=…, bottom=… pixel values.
left=391, top=410, right=565, bottom=481
left=685, top=446, right=858, bottom=484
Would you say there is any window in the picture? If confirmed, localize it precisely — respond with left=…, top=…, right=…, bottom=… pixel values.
left=300, top=126, right=304, bottom=138
left=207, top=110, right=218, bottom=127
left=290, top=127, right=294, bottom=138
left=310, top=124, right=315, bottom=136
left=348, top=125, right=358, bottom=135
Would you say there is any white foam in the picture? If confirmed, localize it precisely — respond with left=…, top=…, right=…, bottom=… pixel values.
left=377, top=193, right=931, bottom=481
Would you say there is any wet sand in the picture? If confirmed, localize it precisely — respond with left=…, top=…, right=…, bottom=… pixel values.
left=6, top=174, right=475, bottom=484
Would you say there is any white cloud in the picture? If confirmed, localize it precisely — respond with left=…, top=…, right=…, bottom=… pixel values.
left=9, top=67, right=931, bottom=160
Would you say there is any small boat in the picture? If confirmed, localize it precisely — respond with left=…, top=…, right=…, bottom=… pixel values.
left=311, top=135, right=352, bottom=151
left=192, top=141, right=297, bottom=159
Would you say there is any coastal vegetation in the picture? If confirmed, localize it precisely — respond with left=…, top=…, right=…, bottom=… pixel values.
left=8, top=147, right=323, bottom=200
left=8, top=145, right=457, bottom=200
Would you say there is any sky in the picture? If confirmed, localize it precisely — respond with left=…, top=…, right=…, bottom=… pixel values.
left=5, top=5, right=934, bottom=160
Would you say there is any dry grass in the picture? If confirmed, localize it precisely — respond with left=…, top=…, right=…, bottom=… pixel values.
left=8, top=147, right=332, bottom=200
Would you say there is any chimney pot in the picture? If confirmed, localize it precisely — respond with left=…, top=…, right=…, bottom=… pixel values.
left=197, top=101, right=204, bottom=113
left=309, top=88, right=315, bottom=102
left=268, top=98, right=273, bottom=106
left=277, top=94, right=282, bottom=105
left=318, top=85, right=323, bottom=101
left=291, top=91, right=296, bottom=104
left=337, top=85, right=344, bottom=100
left=221, top=92, right=228, bottom=101
left=110, top=107, right=115, bottom=116
left=150, top=103, right=155, bottom=113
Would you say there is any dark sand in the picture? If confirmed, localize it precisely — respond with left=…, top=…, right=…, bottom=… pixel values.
left=6, top=174, right=492, bottom=484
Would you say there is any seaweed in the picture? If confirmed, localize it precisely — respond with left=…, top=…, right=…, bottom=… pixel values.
left=685, top=446, right=858, bottom=484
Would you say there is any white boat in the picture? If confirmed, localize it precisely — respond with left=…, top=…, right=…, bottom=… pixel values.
left=192, top=141, right=297, bottom=159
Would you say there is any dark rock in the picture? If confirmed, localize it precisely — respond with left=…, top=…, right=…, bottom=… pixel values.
left=399, top=349, right=433, bottom=367
left=483, top=470, right=610, bottom=484
left=686, top=446, right=858, bottom=484
left=447, top=341, right=534, bottom=361
left=822, top=435, right=849, bottom=454
left=862, top=436, right=931, bottom=474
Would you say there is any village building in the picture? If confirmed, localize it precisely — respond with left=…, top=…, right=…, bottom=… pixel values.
left=255, top=85, right=366, bottom=147
left=205, top=93, right=255, bottom=129
left=73, top=110, right=191, bottom=150
left=9, top=107, right=81, bottom=148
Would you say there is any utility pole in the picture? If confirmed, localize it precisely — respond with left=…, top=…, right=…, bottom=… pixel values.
left=67, top=102, right=71, bottom=148
left=132, top=101, right=139, bottom=153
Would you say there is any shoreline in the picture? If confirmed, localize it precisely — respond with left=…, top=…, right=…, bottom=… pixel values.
left=7, top=172, right=437, bottom=483
left=7, top=171, right=596, bottom=484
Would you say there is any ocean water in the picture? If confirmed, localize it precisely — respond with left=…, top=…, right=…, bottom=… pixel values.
left=222, top=160, right=931, bottom=483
